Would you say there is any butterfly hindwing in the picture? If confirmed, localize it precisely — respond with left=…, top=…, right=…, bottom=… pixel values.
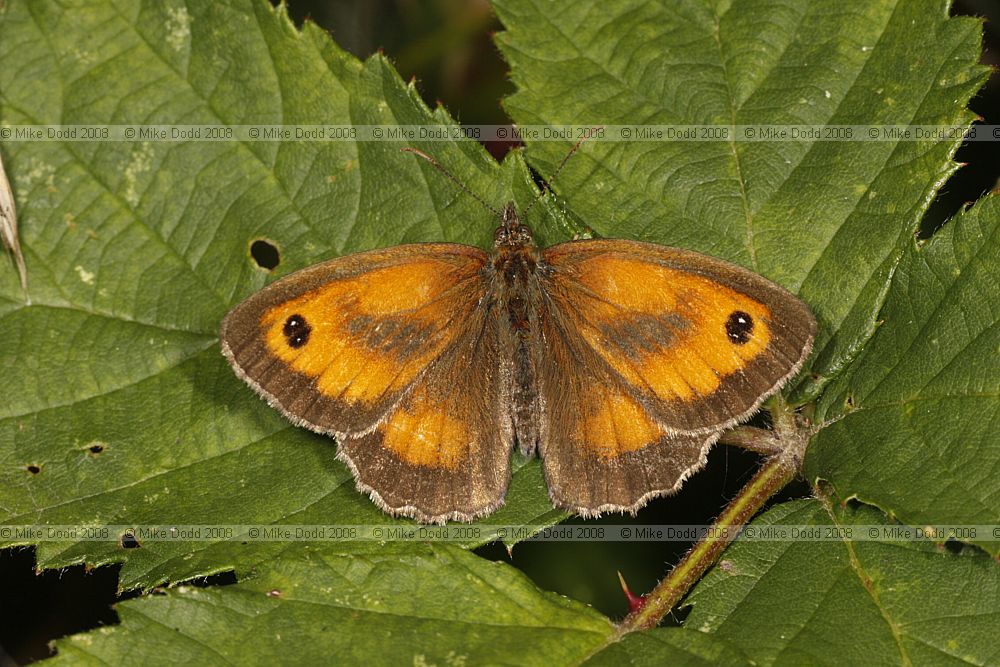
left=339, top=291, right=515, bottom=522
left=534, top=297, right=718, bottom=514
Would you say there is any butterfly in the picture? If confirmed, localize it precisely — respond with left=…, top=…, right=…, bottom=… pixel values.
left=220, top=148, right=816, bottom=523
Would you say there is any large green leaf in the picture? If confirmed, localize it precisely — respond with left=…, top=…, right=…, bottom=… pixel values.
left=683, top=500, right=1000, bottom=666
left=45, top=503, right=1000, bottom=666
left=806, top=194, right=1000, bottom=553
left=48, top=543, right=614, bottom=666
left=0, top=0, right=562, bottom=591
left=494, top=0, right=998, bottom=547
left=494, top=0, right=988, bottom=400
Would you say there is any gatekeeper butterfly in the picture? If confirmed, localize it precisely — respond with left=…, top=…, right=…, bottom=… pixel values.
left=221, top=147, right=816, bottom=523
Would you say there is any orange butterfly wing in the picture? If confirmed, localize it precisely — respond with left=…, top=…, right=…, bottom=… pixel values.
left=541, top=240, right=816, bottom=433
left=533, top=239, right=815, bottom=513
left=221, top=245, right=515, bottom=521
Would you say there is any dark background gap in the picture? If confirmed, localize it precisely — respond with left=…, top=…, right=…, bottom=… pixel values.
left=3, top=0, right=998, bottom=662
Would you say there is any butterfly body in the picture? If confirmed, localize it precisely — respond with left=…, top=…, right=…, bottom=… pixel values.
left=492, top=202, right=546, bottom=458
left=222, top=202, right=816, bottom=523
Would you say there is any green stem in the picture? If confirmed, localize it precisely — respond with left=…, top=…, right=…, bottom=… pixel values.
left=614, top=398, right=807, bottom=636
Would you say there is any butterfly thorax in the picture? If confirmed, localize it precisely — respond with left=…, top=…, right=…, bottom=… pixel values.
left=491, top=203, right=542, bottom=315
left=492, top=201, right=541, bottom=282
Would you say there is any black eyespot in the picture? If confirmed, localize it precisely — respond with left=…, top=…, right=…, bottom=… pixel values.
left=725, top=311, right=753, bottom=344
left=283, top=314, right=311, bottom=349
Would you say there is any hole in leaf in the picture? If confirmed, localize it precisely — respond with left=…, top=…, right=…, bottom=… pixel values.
left=87, top=443, right=105, bottom=455
left=119, top=532, right=141, bottom=549
left=26, top=464, right=40, bottom=475
left=250, top=238, right=281, bottom=271
left=942, top=539, right=966, bottom=555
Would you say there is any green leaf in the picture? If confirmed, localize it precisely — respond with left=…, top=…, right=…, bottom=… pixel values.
left=807, top=194, right=1000, bottom=554
left=494, top=0, right=988, bottom=399
left=585, top=629, right=750, bottom=666
left=0, top=0, right=562, bottom=590
left=47, top=543, right=614, bottom=666
left=683, top=500, right=1000, bottom=666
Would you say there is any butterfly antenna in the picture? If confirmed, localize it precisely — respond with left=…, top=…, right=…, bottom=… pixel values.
left=401, top=147, right=503, bottom=220
left=522, top=127, right=600, bottom=218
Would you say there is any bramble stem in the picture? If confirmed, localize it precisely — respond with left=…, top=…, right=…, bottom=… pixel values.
left=614, top=398, right=807, bottom=636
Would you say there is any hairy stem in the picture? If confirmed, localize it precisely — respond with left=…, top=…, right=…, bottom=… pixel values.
left=614, top=398, right=807, bottom=636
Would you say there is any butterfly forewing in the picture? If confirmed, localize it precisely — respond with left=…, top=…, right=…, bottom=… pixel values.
left=220, top=244, right=490, bottom=437
left=540, top=240, right=816, bottom=435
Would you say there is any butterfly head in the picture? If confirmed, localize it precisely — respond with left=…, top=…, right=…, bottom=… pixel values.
left=494, top=202, right=534, bottom=249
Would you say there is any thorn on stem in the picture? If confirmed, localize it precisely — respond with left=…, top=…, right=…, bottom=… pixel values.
left=618, top=571, right=645, bottom=614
